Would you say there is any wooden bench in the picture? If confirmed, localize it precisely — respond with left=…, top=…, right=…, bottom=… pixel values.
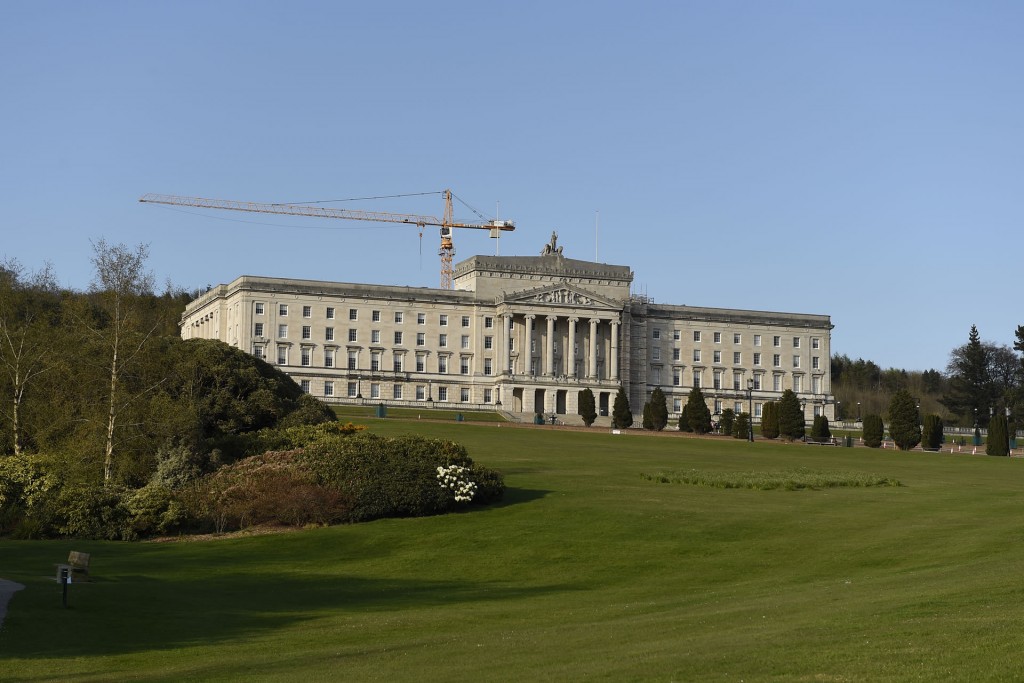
left=56, top=551, right=91, bottom=582
left=804, top=437, right=839, bottom=446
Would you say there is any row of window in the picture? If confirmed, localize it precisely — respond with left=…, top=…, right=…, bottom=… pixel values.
left=655, top=368, right=823, bottom=394
left=255, top=302, right=497, bottom=328
left=668, top=399, right=826, bottom=419
left=656, top=348, right=821, bottom=369
left=300, top=379, right=495, bottom=404
left=653, top=329, right=822, bottom=350
left=259, top=346, right=500, bottom=375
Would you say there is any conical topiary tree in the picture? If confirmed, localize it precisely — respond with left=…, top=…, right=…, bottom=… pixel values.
left=685, top=387, right=712, bottom=434
left=810, top=415, right=831, bottom=440
left=578, top=388, right=597, bottom=427
left=777, top=390, right=805, bottom=441
left=922, top=414, right=943, bottom=450
left=733, top=412, right=750, bottom=440
left=649, top=387, right=668, bottom=431
left=642, top=401, right=654, bottom=430
left=887, top=389, right=921, bottom=451
left=719, top=408, right=735, bottom=437
left=863, top=414, right=884, bottom=448
left=760, top=401, right=780, bottom=439
left=612, top=388, right=633, bottom=429
left=678, top=404, right=693, bottom=432
left=987, top=412, right=1009, bottom=456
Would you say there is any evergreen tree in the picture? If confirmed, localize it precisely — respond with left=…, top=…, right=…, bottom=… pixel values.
left=578, top=388, right=597, bottom=427
left=642, top=401, right=654, bottom=430
left=760, top=401, right=780, bottom=439
left=733, top=412, right=750, bottom=440
left=941, top=325, right=998, bottom=427
left=810, top=415, right=831, bottom=440
left=719, top=408, right=735, bottom=437
left=685, top=387, right=712, bottom=434
left=922, top=414, right=944, bottom=450
left=777, top=390, right=805, bottom=441
left=987, top=412, right=1009, bottom=456
left=677, top=404, right=693, bottom=432
left=887, top=389, right=921, bottom=451
left=649, top=387, right=668, bottom=431
left=612, top=388, right=632, bottom=429
left=863, top=414, right=884, bottom=448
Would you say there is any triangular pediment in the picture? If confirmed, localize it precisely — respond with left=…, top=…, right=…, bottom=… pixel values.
left=499, top=282, right=622, bottom=310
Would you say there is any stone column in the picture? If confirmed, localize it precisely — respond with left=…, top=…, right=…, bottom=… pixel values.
left=610, top=319, right=620, bottom=381
left=525, top=315, right=535, bottom=375
left=501, top=313, right=512, bottom=376
left=588, top=318, right=599, bottom=379
left=545, top=315, right=556, bottom=376
left=567, top=317, right=578, bottom=378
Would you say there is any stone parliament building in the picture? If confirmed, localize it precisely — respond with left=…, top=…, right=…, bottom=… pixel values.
left=180, top=234, right=835, bottom=426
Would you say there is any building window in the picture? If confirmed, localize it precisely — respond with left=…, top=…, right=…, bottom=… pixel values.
left=673, top=370, right=681, bottom=386
left=653, top=329, right=661, bottom=340
left=461, top=335, right=470, bottom=349
left=714, top=332, right=722, bottom=343
left=300, top=380, right=310, bottom=393
left=773, top=336, right=781, bottom=347
left=673, top=330, right=681, bottom=341
left=348, top=329, right=357, bottom=343
left=347, top=351, right=357, bottom=370
left=693, top=349, right=701, bottom=362
left=812, top=337, right=820, bottom=350
left=460, top=357, right=470, bottom=374
left=325, top=349, right=334, bottom=368
left=416, top=385, right=425, bottom=401
left=301, top=348, right=311, bottom=366
left=794, top=375, right=803, bottom=392
left=325, top=327, right=334, bottom=341
left=484, top=336, right=493, bottom=350
left=652, top=367, right=662, bottom=385
left=713, top=370, right=722, bottom=389
left=733, top=352, right=741, bottom=364
left=439, top=314, right=448, bottom=326
left=673, top=348, right=680, bottom=361
left=254, top=323, right=264, bottom=337
left=323, top=381, right=334, bottom=397
left=693, top=331, right=701, bottom=342
left=393, top=354, right=403, bottom=372
left=733, top=333, right=741, bottom=344
left=394, top=331, right=403, bottom=345
left=371, top=352, right=381, bottom=372
left=753, top=374, right=762, bottom=390
left=438, top=356, right=448, bottom=374
left=773, top=354, right=781, bottom=367
left=302, top=325, right=311, bottom=340
left=673, top=399, right=682, bottom=413
left=484, top=358, right=492, bottom=375
left=439, top=333, right=448, bottom=347
left=813, top=376, right=822, bottom=393
left=530, top=359, right=538, bottom=375
left=733, top=373, right=741, bottom=390
left=713, top=350, right=721, bottom=364
left=461, top=388, right=470, bottom=402
left=416, top=355, right=425, bottom=372
left=393, top=384, right=403, bottom=399
left=371, top=330, right=380, bottom=344
left=692, top=370, right=702, bottom=388
left=793, top=356, right=801, bottom=368
left=349, top=308, right=358, bottom=321
left=755, top=402, right=763, bottom=418
left=813, top=404, right=821, bottom=417
left=253, top=345, right=265, bottom=359
left=255, top=302, right=264, bottom=316
left=773, top=375, right=782, bottom=391
left=278, top=324, right=288, bottom=339
left=395, top=311, right=404, bottom=324
left=754, top=352, right=761, bottom=366
left=346, top=382, right=356, bottom=398
left=484, top=316, right=493, bottom=328
left=279, top=304, right=288, bottom=316
left=484, top=389, right=492, bottom=403
left=416, top=332, right=425, bottom=346
left=372, top=310, right=381, bottom=322
left=326, top=307, right=335, bottom=320
left=438, top=387, right=448, bottom=402
left=812, top=356, right=820, bottom=370
left=754, top=334, right=761, bottom=346
left=462, top=316, right=471, bottom=327
left=370, top=383, right=380, bottom=399
left=793, top=337, right=801, bottom=348
left=652, top=347, right=660, bottom=361
left=417, top=313, right=426, bottom=325
left=302, top=305, right=311, bottom=318
left=734, top=402, right=743, bottom=415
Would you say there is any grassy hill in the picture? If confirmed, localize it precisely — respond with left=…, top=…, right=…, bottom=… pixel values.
left=3, top=422, right=1024, bottom=681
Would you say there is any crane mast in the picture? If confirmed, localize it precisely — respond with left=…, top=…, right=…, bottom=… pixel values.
left=139, top=189, right=515, bottom=289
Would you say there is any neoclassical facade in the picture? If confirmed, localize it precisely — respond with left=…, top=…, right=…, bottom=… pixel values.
left=181, top=238, right=835, bottom=425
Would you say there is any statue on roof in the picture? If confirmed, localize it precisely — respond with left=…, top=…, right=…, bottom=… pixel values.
left=541, top=231, right=563, bottom=256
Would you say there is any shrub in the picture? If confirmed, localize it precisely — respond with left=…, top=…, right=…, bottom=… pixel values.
left=760, top=402, right=780, bottom=439
left=685, top=388, right=712, bottom=434
left=778, top=390, right=805, bottom=441
left=810, top=415, right=831, bottom=440
left=578, top=388, right=597, bottom=427
left=733, top=412, right=750, bottom=440
left=642, top=402, right=654, bottom=430
left=678, top=405, right=693, bottom=433
left=612, top=389, right=633, bottom=429
left=987, top=413, right=1009, bottom=456
left=649, top=388, right=668, bottom=431
left=922, top=414, right=944, bottom=450
left=887, top=389, right=921, bottom=451
left=719, top=408, right=735, bottom=437
left=863, top=414, right=884, bottom=448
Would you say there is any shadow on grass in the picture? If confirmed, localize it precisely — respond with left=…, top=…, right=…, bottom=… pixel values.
left=3, top=570, right=575, bottom=661
left=487, top=486, right=551, bottom=509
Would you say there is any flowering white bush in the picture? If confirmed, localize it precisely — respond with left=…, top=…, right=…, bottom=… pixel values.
left=436, top=464, right=478, bottom=503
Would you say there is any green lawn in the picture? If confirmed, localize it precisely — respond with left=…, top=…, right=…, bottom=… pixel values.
left=4, top=424, right=1024, bottom=681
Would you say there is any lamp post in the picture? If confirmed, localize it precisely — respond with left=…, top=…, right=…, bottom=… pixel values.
left=1007, top=406, right=1013, bottom=454
left=746, top=378, right=754, bottom=442
left=836, top=400, right=841, bottom=422
left=857, top=401, right=861, bottom=422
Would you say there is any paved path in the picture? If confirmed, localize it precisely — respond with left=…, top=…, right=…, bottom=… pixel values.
left=0, top=579, right=26, bottom=631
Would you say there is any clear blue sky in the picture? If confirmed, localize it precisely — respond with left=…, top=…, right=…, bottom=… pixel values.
left=3, top=1, right=1022, bottom=372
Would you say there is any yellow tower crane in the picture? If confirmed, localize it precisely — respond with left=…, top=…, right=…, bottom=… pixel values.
left=139, top=190, right=515, bottom=289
